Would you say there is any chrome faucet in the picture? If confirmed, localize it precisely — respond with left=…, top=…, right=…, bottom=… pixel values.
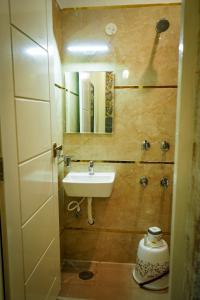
left=140, top=176, right=148, bottom=187
left=160, top=141, right=170, bottom=152
left=141, top=140, right=151, bottom=151
left=160, top=177, right=169, bottom=189
left=88, top=161, right=94, bottom=175
left=63, top=155, right=72, bottom=168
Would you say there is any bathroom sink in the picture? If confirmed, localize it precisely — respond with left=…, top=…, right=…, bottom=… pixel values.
left=62, top=171, right=115, bottom=197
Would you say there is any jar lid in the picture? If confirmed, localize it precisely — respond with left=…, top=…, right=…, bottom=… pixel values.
left=148, top=227, right=162, bottom=235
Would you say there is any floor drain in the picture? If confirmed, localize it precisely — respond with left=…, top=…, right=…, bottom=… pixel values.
left=79, top=271, right=94, bottom=280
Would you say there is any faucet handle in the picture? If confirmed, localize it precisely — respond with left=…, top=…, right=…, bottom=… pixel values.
left=160, top=177, right=169, bottom=189
left=160, top=141, right=170, bottom=152
left=88, top=160, right=94, bottom=175
left=141, top=140, right=151, bottom=151
left=63, top=155, right=73, bottom=167
left=140, top=176, right=148, bottom=187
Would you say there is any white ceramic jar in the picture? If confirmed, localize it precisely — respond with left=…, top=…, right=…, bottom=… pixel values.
left=133, top=227, right=169, bottom=290
left=147, top=226, right=163, bottom=244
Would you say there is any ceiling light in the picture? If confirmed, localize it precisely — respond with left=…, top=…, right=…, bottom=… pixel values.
left=67, top=44, right=109, bottom=54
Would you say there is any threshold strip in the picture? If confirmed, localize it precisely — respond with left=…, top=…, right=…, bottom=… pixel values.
left=72, top=160, right=174, bottom=164
left=72, top=159, right=135, bottom=164
left=114, top=85, right=178, bottom=89
left=139, top=161, right=174, bottom=164
left=54, top=84, right=79, bottom=96
left=62, top=3, right=181, bottom=11
left=54, top=83, right=65, bottom=90
left=67, top=90, right=79, bottom=96
left=64, top=227, right=170, bottom=235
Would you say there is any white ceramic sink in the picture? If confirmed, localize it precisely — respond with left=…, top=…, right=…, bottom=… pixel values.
left=62, top=171, right=115, bottom=197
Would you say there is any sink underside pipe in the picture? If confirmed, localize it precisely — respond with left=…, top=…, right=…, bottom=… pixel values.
left=67, top=197, right=85, bottom=213
left=87, top=197, right=94, bottom=225
left=67, top=197, right=94, bottom=225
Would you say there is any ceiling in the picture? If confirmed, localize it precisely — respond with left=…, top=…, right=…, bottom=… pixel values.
left=57, top=0, right=181, bottom=9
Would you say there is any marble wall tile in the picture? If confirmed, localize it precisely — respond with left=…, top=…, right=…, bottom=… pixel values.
left=62, top=162, right=172, bottom=261
left=52, top=0, right=63, bottom=56
left=63, top=162, right=173, bottom=233
left=63, top=88, right=176, bottom=162
left=61, top=5, right=180, bottom=86
left=59, top=4, right=179, bottom=263
left=61, top=229, right=170, bottom=263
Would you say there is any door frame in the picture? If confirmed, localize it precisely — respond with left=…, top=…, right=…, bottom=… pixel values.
left=169, top=0, right=200, bottom=298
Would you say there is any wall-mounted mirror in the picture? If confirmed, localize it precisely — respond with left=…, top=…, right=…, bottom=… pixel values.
left=65, top=71, right=114, bottom=134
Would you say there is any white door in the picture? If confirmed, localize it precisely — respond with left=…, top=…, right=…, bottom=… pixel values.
left=0, top=133, right=4, bottom=300
left=0, top=227, right=4, bottom=300
left=0, top=1, right=60, bottom=299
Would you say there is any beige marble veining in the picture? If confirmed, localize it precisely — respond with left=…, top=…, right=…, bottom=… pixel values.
left=63, top=162, right=173, bottom=232
left=61, top=162, right=173, bottom=262
left=61, top=229, right=170, bottom=263
left=63, top=88, right=176, bottom=162
left=61, top=5, right=180, bottom=86
left=53, top=0, right=63, bottom=57
left=57, top=4, right=180, bottom=264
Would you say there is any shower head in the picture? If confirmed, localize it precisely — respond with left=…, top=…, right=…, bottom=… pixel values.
left=156, top=19, right=170, bottom=33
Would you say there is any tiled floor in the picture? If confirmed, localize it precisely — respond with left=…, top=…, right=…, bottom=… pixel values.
left=58, top=260, right=169, bottom=300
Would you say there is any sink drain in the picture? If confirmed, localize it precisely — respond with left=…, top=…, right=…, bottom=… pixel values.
left=79, top=271, right=94, bottom=280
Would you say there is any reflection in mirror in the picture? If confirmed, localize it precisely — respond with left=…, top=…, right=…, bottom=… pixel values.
left=65, top=71, right=114, bottom=134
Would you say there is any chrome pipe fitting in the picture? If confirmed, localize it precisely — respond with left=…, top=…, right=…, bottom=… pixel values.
left=141, top=140, right=151, bottom=151
left=140, top=176, right=149, bottom=187
left=160, top=177, right=169, bottom=189
left=63, top=155, right=72, bottom=167
left=88, top=160, right=94, bottom=175
left=160, top=141, right=170, bottom=152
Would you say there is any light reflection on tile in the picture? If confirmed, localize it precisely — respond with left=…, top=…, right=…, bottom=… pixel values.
left=61, top=6, right=180, bottom=86
left=63, top=88, right=176, bottom=162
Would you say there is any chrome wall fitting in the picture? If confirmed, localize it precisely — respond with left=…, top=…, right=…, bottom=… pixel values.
left=141, top=140, right=151, bottom=151
left=140, top=176, right=149, bottom=187
left=88, top=160, right=94, bottom=175
left=63, top=155, right=73, bottom=167
left=160, top=177, right=169, bottom=189
left=160, top=141, right=170, bottom=152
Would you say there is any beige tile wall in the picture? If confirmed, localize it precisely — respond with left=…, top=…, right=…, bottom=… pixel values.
left=52, top=0, right=63, bottom=58
left=61, top=5, right=180, bottom=86
left=59, top=4, right=180, bottom=263
left=63, top=88, right=176, bottom=162
left=63, top=163, right=173, bottom=232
